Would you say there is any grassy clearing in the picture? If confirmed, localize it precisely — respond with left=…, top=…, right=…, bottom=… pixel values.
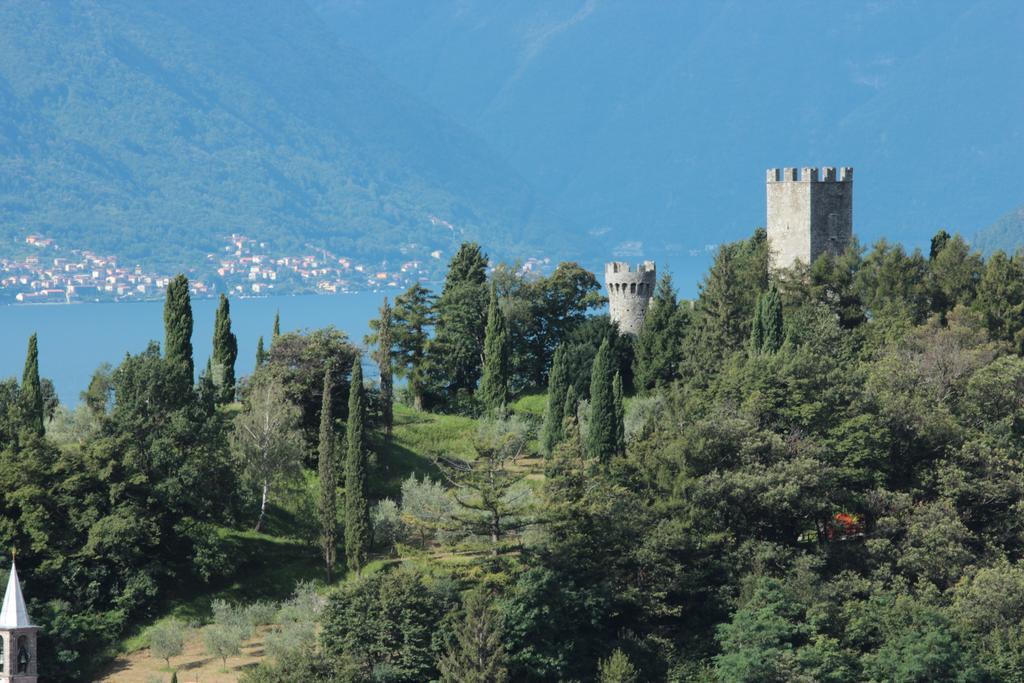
left=120, top=525, right=328, bottom=654
left=511, top=392, right=547, bottom=417
left=113, top=402, right=549, bottom=678
left=371, top=404, right=479, bottom=497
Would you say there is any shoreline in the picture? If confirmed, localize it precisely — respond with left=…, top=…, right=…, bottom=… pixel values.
left=0, top=287, right=431, bottom=308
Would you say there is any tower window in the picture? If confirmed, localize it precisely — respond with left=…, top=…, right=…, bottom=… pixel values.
left=17, top=635, right=28, bottom=673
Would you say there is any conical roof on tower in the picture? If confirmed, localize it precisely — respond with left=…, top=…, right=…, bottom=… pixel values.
left=0, top=561, right=33, bottom=629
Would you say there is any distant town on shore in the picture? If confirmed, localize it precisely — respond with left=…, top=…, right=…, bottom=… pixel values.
left=2, top=232, right=553, bottom=305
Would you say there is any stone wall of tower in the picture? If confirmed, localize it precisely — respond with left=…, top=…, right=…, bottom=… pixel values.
left=605, top=261, right=656, bottom=335
left=0, top=627, right=39, bottom=682
left=766, top=166, right=853, bottom=270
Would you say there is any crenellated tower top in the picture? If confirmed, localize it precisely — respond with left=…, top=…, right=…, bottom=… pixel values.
left=605, top=261, right=656, bottom=335
left=766, top=166, right=854, bottom=270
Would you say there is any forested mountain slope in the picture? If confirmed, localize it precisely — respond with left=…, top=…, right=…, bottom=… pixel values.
left=0, top=1, right=570, bottom=268
left=974, top=206, right=1024, bottom=255
left=314, top=0, right=1024, bottom=263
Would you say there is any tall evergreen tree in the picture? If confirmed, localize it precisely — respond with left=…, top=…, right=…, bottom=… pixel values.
left=541, top=345, right=570, bottom=456
left=633, top=273, right=687, bottom=391
left=318, top=365, right=338, bottom=581
left=855, top=240, right=930, bottom=324
left=930, top=229, right=952, bottom=261
left=438, top=589, right=510, bottom=683
left=751, top=284, right=784, bottom=355
left=761, top=284, right=784, bottom=353
left=345, top=361, right=371, bottom=575
left=391, top=283, right=435, bottom=410
left=563, top=385, right=578, bottom=431
left=686, top=244, right=749, bottom=383
left=928, top=234, right=984, bottom=315
left=478, top=283, right=511, bottom=413
left=368, top=297, right=395, bottom=439
left=256, top=336, right=266, bottom=367
left=163, top=274, right=194, bottom=386
left=974, top=251, right=1024, bottom=350
left=749, top=293, right=765, bottom=354
left=20, top=333, right=44, bottom=437
left=211, top=294, right=238, bottom=403
left=586, top=338, right=618, bottom=463
left=612, top=371, right=625, bottom=456
left=426, top=243, right=489, bottom=403
left=272, top=310, right=281, bottom=340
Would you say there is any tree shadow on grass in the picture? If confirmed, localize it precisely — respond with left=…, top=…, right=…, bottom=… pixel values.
left=371, top=436, right=442, bottom=499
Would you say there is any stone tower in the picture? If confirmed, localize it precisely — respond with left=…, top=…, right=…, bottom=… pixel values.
left=605, top=261, right=656, bottom=335
left=766, top=166, right=853, bottom=270
left=0, top=561, right=38, bottom=683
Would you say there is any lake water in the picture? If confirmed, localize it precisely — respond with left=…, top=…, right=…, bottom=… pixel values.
left=0, top=292, right=389, bottom=405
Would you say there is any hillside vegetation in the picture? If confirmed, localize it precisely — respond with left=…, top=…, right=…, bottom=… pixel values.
left=7, top=234, right=1024, bottom=681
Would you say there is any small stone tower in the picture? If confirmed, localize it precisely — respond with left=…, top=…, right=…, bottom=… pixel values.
left=0, top=561, right=38, bottom=683
left=766, top=166, right=853, bottom=270
left=605, top=261, right=656, bottom=335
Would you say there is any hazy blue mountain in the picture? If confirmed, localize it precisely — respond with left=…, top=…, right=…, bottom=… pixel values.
left=2, top=1, right=1020, bottom=288
left=313, top=0, right=1024, bottom=279
left=0, top=1, right=574, bottom=270
left=974, top=206, right=1024, bottom=255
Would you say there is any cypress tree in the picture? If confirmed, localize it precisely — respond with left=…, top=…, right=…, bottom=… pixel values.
left=256, top=336, right=266, bottom=367
left=478, top=283, right=510, bottom=413
left=563, top=384, right=578, bottom=432
left=21, top=333, right=44, bottom=437
left=344, top=361, right=371, bottom=575
left=374, top=297, right=395, bottom=440
left=749, top=293, right=765, bottom=354
left=930, top=229, right=952, bottom=261
left=761, top=285, right=784, bottom=353
left=541, top=345, right=570, bottom=455
left=272, top=310, right=281, bottom=339
left=318, top=365, right=338, bottom=581
left=750, top=285, right=784, bottom=355
left=212, top=294, right=238, bottom=403
left=163, top=274, right=194, bottom=386
left=613, top=371, right=625, bottom=456
left=586, top=338, right=617, bottom=463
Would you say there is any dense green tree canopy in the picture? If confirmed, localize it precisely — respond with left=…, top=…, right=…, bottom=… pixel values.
left=13, top=229, right=1024, bottom=683
left=163, top=274, right=194, bottom=386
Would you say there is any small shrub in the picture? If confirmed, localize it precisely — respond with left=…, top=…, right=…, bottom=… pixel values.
left=202, top=623, right=243, bottom=671
left=276, top=580, right=324, bottom=625
left=149, top=618, right=186, bottom=668
left=400, top=474, right=453, bottom=547
left=599, top=648, right=638, bottom=683
left=244, top=601, right=279, bottom=628
left=212, top=599, right=253, bottom=639
left=188, top=524, right=236, bottom=583
left=264, top=620, right=316, bottom=661
left=372, top=498, right=403, bottom=552
left=623, top=393, right=668, bottom=443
